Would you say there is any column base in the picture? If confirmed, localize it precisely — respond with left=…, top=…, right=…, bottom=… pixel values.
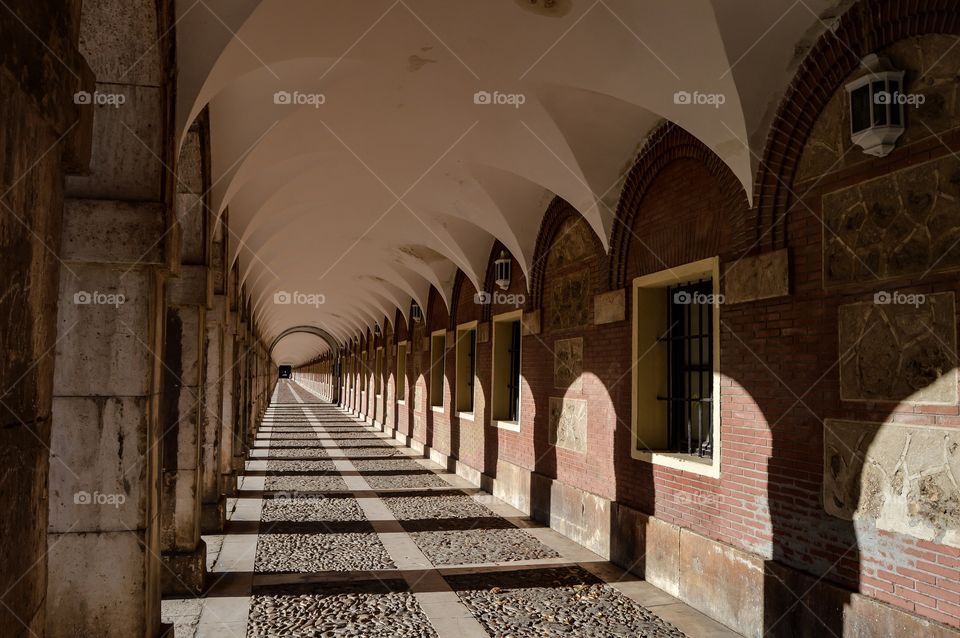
left=200, top=499, right=225, bottom=534
left=161, top=540, right=207, bottom=596
left=222, top=472, right=238, bottom=497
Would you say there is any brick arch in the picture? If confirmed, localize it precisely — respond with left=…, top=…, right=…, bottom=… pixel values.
left=529, top=196, right=607, bottom=311
left=753, top=0, right=960, bottom=252
left=608, top=122, right=749, bottom=289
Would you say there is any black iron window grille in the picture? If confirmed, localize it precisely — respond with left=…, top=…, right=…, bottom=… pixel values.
left=506, top=319, right=521, bottom=421
left=658, top=279, right=714, bottom=458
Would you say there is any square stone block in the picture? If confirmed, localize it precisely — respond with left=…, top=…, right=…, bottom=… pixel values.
left=679, top=529, right=763, bottom=637
left=838, top=292, right=957, bottom=404
left=49, top=396, right=149, bottom=533
left=823, top=155, right=960, bottom=286
left=723, top=249, right=789, bottom=304
left=61, top=199, right=166, bottom=264
left=55, top=265, right=156, bottom=396
left=594, top=288, right=626, bottom=324
left=46, top=530, right=147, bottom=638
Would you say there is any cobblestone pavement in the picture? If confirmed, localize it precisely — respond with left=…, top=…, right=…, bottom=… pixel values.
left=164, top=380, right=739, bottom=637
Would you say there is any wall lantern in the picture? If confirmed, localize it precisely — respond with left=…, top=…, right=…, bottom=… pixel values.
left=410, top=302, right=423, bottom=323
left=374, top=322, right=381, bottom=337
left=845, top=54, right=905, bottom=157
left=494, top=250, right=512, bottom=290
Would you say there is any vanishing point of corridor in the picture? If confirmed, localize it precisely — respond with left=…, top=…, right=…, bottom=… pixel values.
left=164, top=380, right=734, bottom=637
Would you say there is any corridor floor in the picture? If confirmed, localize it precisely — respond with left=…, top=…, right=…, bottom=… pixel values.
left=162, top=380, right=739, bottom=637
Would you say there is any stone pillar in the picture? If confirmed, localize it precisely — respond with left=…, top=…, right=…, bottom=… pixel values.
left=48, top=202, right=168, bottom=638
left=220, top=308, right=237, bottom=496
left=0, top=2, right=90, bottom=634
left=159, top=265, right=208, bottom=595
left=46, top=0, right=173, bottom=633
left=200, top=295, right=225, bottom=532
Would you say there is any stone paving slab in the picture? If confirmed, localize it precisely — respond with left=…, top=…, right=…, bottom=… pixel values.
left=255, top=527, right=395, bottom=573
left=409, top=527, right=560, bottom=566
left=247, top=580, right=437, bottom=638
left=446, top=566, right=687, bottom=637
left=265, top=459, right=336, bottom=473
left=265, top=447, right=331, bottom=459
left=364, top=473, right=452, bottom=489
left=382, top=494, right=497, bottom=521
left=261, top=495, right=366, bottom=522
left=264, top=474, right=348, bottom=492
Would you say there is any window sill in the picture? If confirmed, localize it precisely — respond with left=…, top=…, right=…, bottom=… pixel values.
left=430, top=405, right=445, bottom=414
left=456, top=411, right=475, bottom=422
left=397, top=399, right=406, bottom=405
left=492, top=419, right=520, bottom=432
left=631, top=449, right=719, bottom=478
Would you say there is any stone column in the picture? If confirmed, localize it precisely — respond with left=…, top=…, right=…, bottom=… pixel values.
left=46, top=0, right=173, bottom=633
left=200, top=295, right=225, bottom=532
left=220, top=307, right=237, bottom=496
left=48, top=202, right=168, bottom=638
left=159, top=265, right=208, bottom=595
left=0, top=1, right=90, bottom=633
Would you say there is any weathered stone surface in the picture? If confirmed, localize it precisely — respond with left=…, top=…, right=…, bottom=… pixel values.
left=65, top=85, right=164, bottom=201
left=76, top=0, right=163, bottom=85
left=46, top=530, right=149, bottom=638
left=679, top=529, right=764, bottom=638
left=838, top=293, right=956, bottom=403
left=611, top=503, right=681, bottom=597
left=553, top=337, right=583, bottom=390
left=823, top=155, right=960, bottom=286
left=545, top=269, right=591, bottom=331
left=176, top=194, right=205, bottom=265
left=61, top=199, right=166, bottom=264
left=724, top=249, right=789, bottom=304
left=548, top=217, right=596, bottom=268
left=54, top=265, right=155, bottom=396
left=161, top=542, right=206, bottom=595
left=548, top=397, right=587, bottom=452
left=594, top=288, right=626, bottom=324
left=521, top=309, right=540, bottom=335
left=798, top=34, right=960, bottom=183
left=824, top=419, right=960, bottom=548
left=49, top=396, right=147, bottom=532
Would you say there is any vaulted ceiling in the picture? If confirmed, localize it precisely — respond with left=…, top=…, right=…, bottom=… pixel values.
left=175, top=0, right=846, bottom=365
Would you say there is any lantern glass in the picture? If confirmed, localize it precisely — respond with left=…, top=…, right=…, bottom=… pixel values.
left=494, top=251, right=511, bottom=290
left=845, top=55, right=905, bottom=157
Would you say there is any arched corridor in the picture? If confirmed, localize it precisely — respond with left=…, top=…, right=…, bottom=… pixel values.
left=2, top=0, right=960, bottom=637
